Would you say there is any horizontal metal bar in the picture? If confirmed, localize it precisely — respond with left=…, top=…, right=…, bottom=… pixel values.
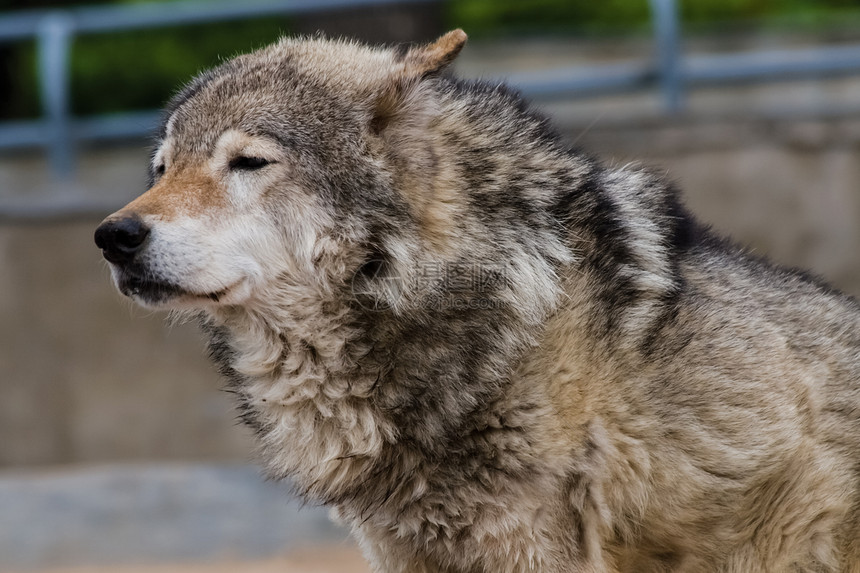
left=0, top=112, right=160, bottom=150
left=2, top=42, right=859, bottom=149
left=73, top=0, right=295, bottom=33
left=685, top=43, right=860, bottom=84
left=0, top=120, right=48, bottom=148
left=0, top=198, right=121, bottom=223
left=0, top=11, right=44, bottom=41
left=3, top=42, right=860, bottom=147
left=507, top=62, right=655, bottom=98
left=0, top=0, right=437, bottom=40
left=74, top=111, right=162, bottom=140
left=497, top=43, right=860, bottom=99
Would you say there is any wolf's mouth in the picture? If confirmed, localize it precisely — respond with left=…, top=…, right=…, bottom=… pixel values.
left=118, top=274, right=187, bottom=304
left=117, top=274, right=233, bottom=305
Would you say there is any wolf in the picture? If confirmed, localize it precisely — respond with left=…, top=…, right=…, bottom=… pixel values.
left=94, top=30, right=860, bottom=572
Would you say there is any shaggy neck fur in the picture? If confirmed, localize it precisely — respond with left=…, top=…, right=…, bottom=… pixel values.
left=199, top=75, right=686, bottom=569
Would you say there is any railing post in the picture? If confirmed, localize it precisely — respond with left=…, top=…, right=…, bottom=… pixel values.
left=37, top=12, right=75, bottom=176
left=649, top=0, right=683, bottom=113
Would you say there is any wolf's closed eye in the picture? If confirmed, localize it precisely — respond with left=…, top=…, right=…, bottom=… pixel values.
left=229, top=156, right=272, bottom=171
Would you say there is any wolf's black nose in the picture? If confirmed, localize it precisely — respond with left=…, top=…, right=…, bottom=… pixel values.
left=94, top=215, right=150, bottom=265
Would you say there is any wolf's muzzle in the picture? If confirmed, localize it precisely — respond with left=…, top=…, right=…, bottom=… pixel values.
left=94, top=214, right=150, bottom=266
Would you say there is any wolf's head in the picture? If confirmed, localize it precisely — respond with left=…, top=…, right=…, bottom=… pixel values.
left=95, top=31, right=468, bottom=313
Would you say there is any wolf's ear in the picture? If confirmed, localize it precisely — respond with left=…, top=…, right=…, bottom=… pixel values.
left=401, top=29, right=467, bottom=78
left=371, top=30, right=466, bottom=136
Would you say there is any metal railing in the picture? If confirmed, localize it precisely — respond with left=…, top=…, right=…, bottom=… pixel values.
left=2, top=0, right=860, bottom=177
left=0, top=0, right=439, bottom=175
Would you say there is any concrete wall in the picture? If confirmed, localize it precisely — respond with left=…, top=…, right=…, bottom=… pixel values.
left=2, top=106, right=859, bottom=469
left=0, top=146, right=255, bottom=467
left=0, top=218, right=255, bottom=466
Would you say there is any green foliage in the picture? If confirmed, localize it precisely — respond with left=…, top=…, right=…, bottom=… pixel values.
left=1, top=44, right=39, bottom=119
left=70, top=18, right=289, bottom=115
left=4, top=0, right=860, bottom=120
left=448, top=0, right=651, bottom=37
left=0, top=3, right=291, bottom=120
left=449, top=0, right=860, bottom=37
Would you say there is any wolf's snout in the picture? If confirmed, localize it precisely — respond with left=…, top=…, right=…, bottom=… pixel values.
left=94, top=215, right=150, bottom=265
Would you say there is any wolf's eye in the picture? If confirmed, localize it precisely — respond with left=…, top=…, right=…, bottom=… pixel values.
left=229, top=156, right=272, bottom=171
left=154, top=164, right=165, bottom=177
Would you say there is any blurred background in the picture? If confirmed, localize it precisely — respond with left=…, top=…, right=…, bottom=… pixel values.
left=2, top=0, right=860, bottom=571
